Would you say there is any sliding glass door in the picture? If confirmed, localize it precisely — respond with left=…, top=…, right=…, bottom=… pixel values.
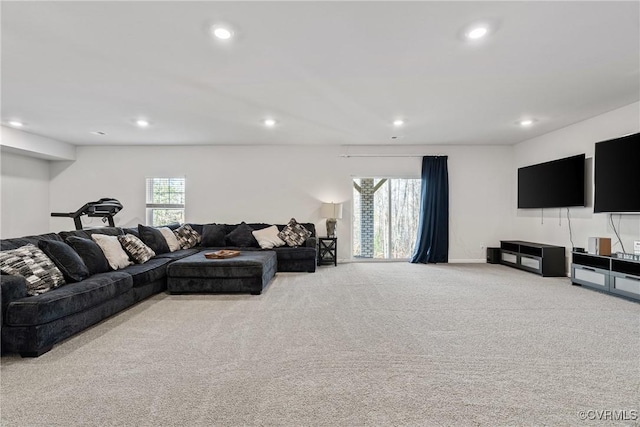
left=352, top=178, right=421, bottom=259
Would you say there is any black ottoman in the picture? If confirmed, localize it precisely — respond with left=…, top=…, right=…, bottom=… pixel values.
left=167, top=251, right=277, bottom=295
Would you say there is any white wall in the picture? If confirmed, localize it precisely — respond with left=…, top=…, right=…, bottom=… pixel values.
left=0, top=151, right=51, bottom=238
left=49, top=144, right=514, bottom=261
left=8, top=101, right=639, bottom=262
left=513, top=102, right=640, bottom=258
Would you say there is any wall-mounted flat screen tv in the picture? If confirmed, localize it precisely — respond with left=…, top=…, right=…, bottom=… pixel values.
left=594, top=132, right=640, bottom=213
left=518, top=154, right=586, bottom=209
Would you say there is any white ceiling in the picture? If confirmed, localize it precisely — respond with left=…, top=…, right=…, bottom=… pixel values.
left=2, top=1, right=639, bottom=146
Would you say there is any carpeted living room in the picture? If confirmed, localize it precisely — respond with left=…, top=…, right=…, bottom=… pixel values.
left=1, top=2, right=639, bottom=426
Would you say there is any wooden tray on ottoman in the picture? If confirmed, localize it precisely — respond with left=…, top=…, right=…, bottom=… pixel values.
left=204, top=250, right=241, bottom=259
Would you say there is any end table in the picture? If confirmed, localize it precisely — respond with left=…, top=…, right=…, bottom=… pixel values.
left=318, top=237, right=337, bottom=266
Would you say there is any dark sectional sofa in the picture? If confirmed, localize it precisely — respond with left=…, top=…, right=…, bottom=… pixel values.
left=0, top=222, right=317, bottom=357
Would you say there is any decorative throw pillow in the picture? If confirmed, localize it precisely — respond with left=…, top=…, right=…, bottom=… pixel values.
left=91, top=234, right=133, bottom=270
left=118, top=234, right=155, bottom=264
left=121, top=227, right=140, bottom=239
left=252, top=225, right=286, bottom=249
left=66, top=236, right=111, bottom=275
left=201, top=224, right=226, bottom=247
left=0, top=244, right=65, bottom=295
left=158, top=227, right=181, bottom=252
left=278, top=218, right=312, bottom=247
left=38, top=239, right=89, bottom=283
left=173, top=224, right=201, bottom=249
left=226, top=222, right=259, bottom=247
left=138, top=224, right=170, bottom=255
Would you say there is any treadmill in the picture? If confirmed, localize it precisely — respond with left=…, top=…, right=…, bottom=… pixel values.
left=51, top=198, right=123, bottom=230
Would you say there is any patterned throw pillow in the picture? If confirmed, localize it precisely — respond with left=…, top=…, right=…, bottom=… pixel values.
left=0, top=244, right=65, bottom=295
left=173, top=224, right=201, bottom=249
left=118, top=234, right=156, bottom=264
left=278, top=218, right=312, bottom=247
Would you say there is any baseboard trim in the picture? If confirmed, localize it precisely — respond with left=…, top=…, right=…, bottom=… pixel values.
left=342, top=258, right=487, bottom=264
left=449, top=259, right=486, bottom=263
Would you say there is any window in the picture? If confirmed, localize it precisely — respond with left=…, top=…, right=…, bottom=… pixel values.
left=146, top=177, right=185, bottom=226
left=352, top=178, right=421, bottom=259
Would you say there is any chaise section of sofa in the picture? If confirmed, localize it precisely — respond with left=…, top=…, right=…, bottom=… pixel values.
left=1, top=227, right=173, bottom=357
left=2, top=271, right=134, bottom=356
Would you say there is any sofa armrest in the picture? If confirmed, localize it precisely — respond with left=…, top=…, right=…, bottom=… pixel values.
left=305, top=237, right=317, bottom=249
left=1, top=275, right=28, bottom=326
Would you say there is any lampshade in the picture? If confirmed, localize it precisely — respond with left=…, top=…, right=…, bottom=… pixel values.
left=320, top=202, right=343, bottom=219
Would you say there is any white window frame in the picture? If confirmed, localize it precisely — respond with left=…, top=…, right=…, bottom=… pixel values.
left=145, top=177, right=186, bottom=226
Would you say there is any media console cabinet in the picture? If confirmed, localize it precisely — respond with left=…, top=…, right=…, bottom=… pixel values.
left=571, top=252, right=640, bottom=301
left=500, top=240, right=566, bottom=277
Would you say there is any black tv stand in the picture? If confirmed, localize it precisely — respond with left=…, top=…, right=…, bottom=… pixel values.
left=500, top=240, right=566, bottom=277
left=571, top=252, right=640, bottom=301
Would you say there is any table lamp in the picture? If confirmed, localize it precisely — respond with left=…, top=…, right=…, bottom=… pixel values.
left=321, top=202, right=343, bottom=238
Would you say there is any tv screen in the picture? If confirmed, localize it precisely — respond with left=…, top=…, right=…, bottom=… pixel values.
left=518, top=154, right=586, bottom=209
left=594, top=132, right=640, bottom=213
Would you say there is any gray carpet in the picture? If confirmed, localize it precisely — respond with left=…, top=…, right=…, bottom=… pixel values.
left=1, top=263, right=639, bottom=426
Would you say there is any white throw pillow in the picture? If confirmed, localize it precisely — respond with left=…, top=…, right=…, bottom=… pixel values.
left=92, top=234, right=133, bottom=270
left=159, top=227, right=181, bottom=252
left=252, top=225, right=286, bottom=249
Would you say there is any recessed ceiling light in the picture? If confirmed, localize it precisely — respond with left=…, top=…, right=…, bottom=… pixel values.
left=90, top=131, right=107, bottom=136
left=519, top=119, right=535, bottom=127
left=135, top=119, right=150, bottom=128
left=466, top=26, right=489, bottom=40
left=393, top=119, right=404, bottom=127
left=211, top=26, right=233, bottom=40
left=263, top=118, right=277, bottom=127
left=8, top=120, right=24, bottom=127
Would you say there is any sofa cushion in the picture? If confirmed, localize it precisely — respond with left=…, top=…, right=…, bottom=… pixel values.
left=272, top=246, right=318, bottom=261
left=1, top=233, right=63, bottom=251
left=138, top=225, right=170, bottom=255
left=278, top=218, right=312, bottom=247
left=153, top=248, right=200, bottom=261
left=167, top=251, right=276, bottom=279
left=173, top=224, right=201, bottom=249
left=226, top=222, right=259, bottom=248
left=66, top=236, right=111, bottom=276
left=38, top=239, right=90, bottom=283
left=201, top=224, right=226, bottom=247
left=118, top=234, right=155, bottom=264
left=0, top=244, right=66, bottom=296
left=92, top=234, right=133, bottom=270
left=1, top=275, right=29, bottom=315
left=121, top=258, right=171, bottom=287
left=5, top=271, right=133, bottom=326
